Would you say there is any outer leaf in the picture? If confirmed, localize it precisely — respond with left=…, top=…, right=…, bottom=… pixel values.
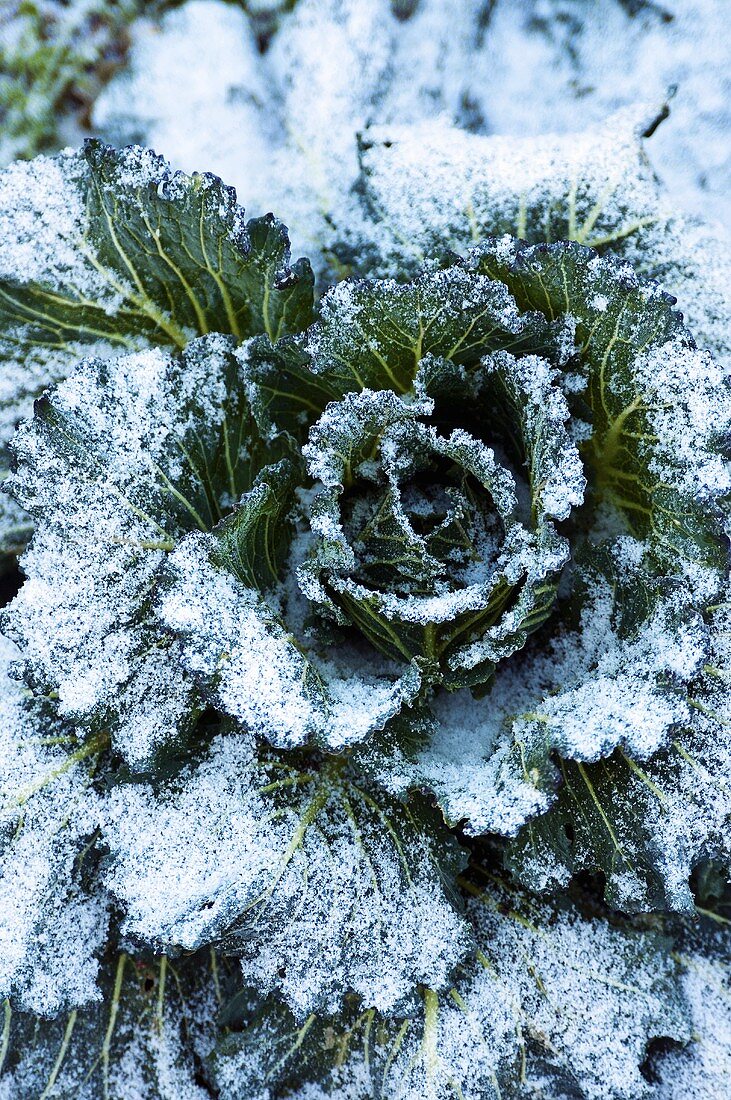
left=3, top=335, right=264, bottom=765
left=0, top=140, right=313, bottom=557
left=208, top=877, right=690, bottom=1100
left=0, top=945, right=219, bottom=1099
left=101, top=729, right=472, bottom=1019
left=336, top=104, right=669, bottom=280
left=0, top=635, right=109, bottom=1017
left=337, top=104, right=731, bottom=378
left=352, top=693, right=558, bottom=838
left=506, top=589, right=730, bottom=912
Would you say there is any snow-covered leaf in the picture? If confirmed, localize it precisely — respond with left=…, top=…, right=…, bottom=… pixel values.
left=299, top=359, right=581, bottom=689
left=506, top=592, right=731, bottom=912
left=470, top=237, right=731, bottom=592
left=0, top=139, right=313, bottom=557
left=3, top=335, right=266, bottom=765
left=208, top=877, right=690, bottom=1100
left=650, top=920, right=731, bottom=1100
left=302, top=262, right=552, bottom=398
left=158, top=522, right=426, bottom=751
left=337, top=104, right=670, bottom=279
left=101, top=729, right=472, bottom=1019
left=0, top=945, right=218, bottom=1100
left=0, top=636, right=108, bottom=1017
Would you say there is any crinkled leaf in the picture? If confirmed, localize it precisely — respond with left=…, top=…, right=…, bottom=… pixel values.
left=3, top=335, right=268, bottom=765
left=101, top=729, right=472, bottom=1019
left=208, top=878, right=689, bottom=1100
left=0, top=636, right=109, bottom=1016
left=159, top=525, right=425, bottom=751
left=506, top=590, right=730, bottom=912
left=514, top=544, right=710, bottom=764
left=299, top=353, right=582, bottom=690
left=0, top=138, right=312, bottom=351
left=0, top=140, right=313, bottom=557
left=302, top=262, right=552, bottom=397
left=470, top=237, right=731, bottom=591
left=239, top=335, right=341, bottom=443
left=0, top=946, right=218, bottom=1099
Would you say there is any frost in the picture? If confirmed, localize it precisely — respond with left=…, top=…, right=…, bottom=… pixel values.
left=465, top=889, right=690, bottom=1100
left=94, top=1, right=278, bottom=224
left=355, top=687, right=555, bottom=837
left=515, top=554, right=709, bottom=762
left=101, top=731, right=471, bottom=1018
left=0, top=636, right=108, bottom=1015
left=2, top=338, right=241, bottom=764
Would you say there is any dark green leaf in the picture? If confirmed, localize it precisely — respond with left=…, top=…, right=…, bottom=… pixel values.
left=303, top=263, right=551, bottom=397
left=101, top=730, right=472, bottom=1019
left=0, top=140, right=314, bottom=556
left=208, top=876, right=690, bottom=1100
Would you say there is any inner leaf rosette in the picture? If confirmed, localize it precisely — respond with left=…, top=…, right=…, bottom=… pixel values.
left=299, top=352, right=584, bottom=690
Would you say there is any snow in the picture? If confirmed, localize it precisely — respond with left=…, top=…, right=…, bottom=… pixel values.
left=102, top=729, right=472, bottom=1018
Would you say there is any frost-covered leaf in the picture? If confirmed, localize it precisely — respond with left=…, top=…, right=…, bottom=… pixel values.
left=339, top=104, right=731, bottom=384
left=650, top=921, right=731, bottom=1100
left=352, top=691, right=559, bottom=838
left=358, top=538, right=709, bottom=841
left=470, top=237, right=731, bottom=592
left=2, top=335, right=268, bottom=765
left=0, top=945, right=218, bottom=1100
left=514, top=544, right=710, bottom=764
left=158, top=522, right=426, bottom=751
left=338, top=104, right=669, bottom=279
left=0, top=139, right=313, bottom=558
left=302, top=262, right=551, bottom=397
left=208, top=878, right=690, bottom=1100
left=240, top=335, right=342, bottom=443
left=338, top=103, right=731, bottom=363
left=0, top=636, right=108, bottom=1016
left=101, top=729, right=472, bottom=1018
left=506, top=590, right=731, bottom=912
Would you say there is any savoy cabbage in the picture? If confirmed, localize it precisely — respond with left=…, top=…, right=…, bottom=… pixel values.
left=1, top=23, right=731, bottom=1100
